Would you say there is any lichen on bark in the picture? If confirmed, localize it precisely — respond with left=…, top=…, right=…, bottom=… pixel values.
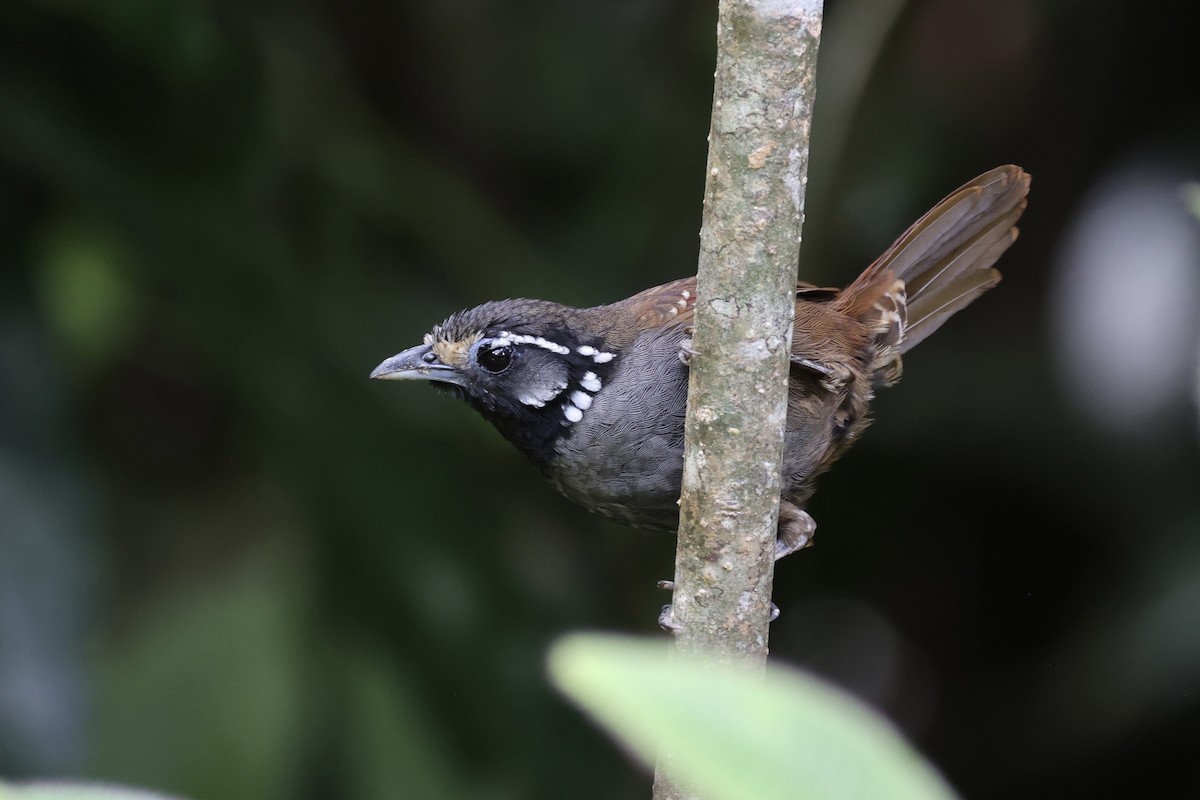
left=654, top=1, right=823, bottom=796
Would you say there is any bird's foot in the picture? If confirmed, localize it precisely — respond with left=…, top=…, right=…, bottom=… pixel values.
left=658, top=601, right=778, bottom=630
left=678, top=327, right=698, bottom=364
left=792, top=357, right=852, bottom=393
left=658, top=604, right=683, bottom=632
left=775, top=501, right=817, bottom=560
left=657, top=580, right=681, bottom=632
left=657, top=580, right=779, bottom=630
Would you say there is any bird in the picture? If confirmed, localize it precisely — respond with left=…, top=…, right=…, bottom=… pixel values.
left=371, top=165, right=1030, bottom=559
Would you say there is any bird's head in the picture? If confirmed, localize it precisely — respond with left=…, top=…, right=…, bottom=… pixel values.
left=371, top=299, right=619, bottom=462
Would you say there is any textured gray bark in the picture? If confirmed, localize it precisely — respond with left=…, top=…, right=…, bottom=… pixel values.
left=653, top=1, right=822, bottom=797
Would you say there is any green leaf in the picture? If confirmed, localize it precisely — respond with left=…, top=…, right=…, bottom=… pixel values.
left=547, top=634, right=957, bottom=800
left=0, top=781, right=181, bottom=800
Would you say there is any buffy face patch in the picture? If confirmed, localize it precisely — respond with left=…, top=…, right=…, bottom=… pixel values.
left=426, top=330, right=482, bottom=368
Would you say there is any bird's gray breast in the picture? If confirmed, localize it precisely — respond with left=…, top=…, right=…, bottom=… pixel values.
left=548, top=325, right=689, bottom=530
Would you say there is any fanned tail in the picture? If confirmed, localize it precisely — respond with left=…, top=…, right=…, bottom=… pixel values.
left=837, top=165, right=1030, bottom=376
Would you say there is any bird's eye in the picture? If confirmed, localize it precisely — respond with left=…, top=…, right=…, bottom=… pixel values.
left=477, top=345, right=514, bottom=373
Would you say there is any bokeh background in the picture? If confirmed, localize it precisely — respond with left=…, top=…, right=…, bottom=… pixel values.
left=2, top=0, right=1199, bottom=797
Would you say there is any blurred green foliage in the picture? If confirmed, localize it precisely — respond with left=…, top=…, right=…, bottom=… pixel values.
left=0, top=780, right=180, bottom=800
left=2, top=0, right=1199, bottom=798
left=549, top=634, right=957, bottom=800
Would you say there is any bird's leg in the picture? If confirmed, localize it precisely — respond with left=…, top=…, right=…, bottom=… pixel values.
left=775, top=500, right=817, bottom=560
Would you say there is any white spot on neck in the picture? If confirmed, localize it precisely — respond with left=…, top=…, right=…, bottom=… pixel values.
left=578, top=344, right=615, bottom=363
left=563, top=403, right=584, bottom=423
left=579, top=372, right=602, bottom=392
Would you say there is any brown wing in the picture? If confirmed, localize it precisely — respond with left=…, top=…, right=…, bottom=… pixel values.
left=619, top=276, right=700, bottom=331
left=604, top=276, right=841, bottom=343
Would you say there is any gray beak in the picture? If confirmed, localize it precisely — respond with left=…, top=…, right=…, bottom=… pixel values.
left=370, top=344, right=465, bottom=386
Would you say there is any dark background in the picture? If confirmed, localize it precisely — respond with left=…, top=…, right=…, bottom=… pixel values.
left=2, top=0, right=1199, bottom=798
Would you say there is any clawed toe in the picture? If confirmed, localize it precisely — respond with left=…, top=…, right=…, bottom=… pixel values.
left=775, top=501, right=817, bottom=560
left=658, top=604, right=683, bottom=632
left=658, top=580, right=681, bottom=632
left=678, top=338, right=699, bottom=364
left=658, top=579, right=778, bottom=629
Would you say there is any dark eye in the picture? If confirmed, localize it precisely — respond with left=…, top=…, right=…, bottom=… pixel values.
left=477, top=345, right=513, bottom=373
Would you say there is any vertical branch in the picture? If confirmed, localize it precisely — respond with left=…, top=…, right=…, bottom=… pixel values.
left=654, top=0, right=823, bottom=797
left=672, top=0, right=824, bottom=664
